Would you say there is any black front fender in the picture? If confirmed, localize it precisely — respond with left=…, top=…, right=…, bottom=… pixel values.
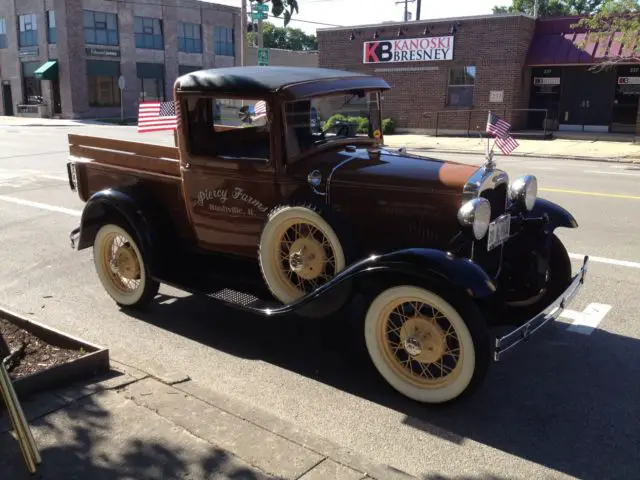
left=76, top=188, right=175, bottom=274
left=527, top=197, right=578, bottom=231
left=239, top=248, right=497, bottom=318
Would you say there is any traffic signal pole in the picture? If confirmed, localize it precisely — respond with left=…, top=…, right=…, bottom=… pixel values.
left=240, top=0, right=247, bottom=66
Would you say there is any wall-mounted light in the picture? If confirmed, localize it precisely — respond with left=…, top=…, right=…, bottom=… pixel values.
left=450, top=22, right=462, bottom=34
left=422, top=26, right=430, bottom=36
left=396, top=27, right=404, bottom=37
left=349, top=30, right=355, bottom=41
left=373, top=30, right=379, bottom=39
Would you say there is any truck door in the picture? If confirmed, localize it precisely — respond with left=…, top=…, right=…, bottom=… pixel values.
left=180, top=95, right=279, bottom=258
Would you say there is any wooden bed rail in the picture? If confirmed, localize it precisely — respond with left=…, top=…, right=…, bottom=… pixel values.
left=68, top=134, right=181, bottom=176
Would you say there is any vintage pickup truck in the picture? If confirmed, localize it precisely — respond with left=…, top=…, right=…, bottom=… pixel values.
left=66, top=66, right=588, bottom=404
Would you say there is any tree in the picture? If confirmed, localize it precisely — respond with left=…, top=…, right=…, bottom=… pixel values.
left=571, top=0, right=639, bottom=62
left=492, top=0, right=604, bottom=16
left=255, top=0, right=299, bottom=26
left=247, top=21, right=318, bottom=51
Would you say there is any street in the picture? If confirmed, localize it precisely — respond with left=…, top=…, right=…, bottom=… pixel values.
left=1, top=124, right=639, bottom=480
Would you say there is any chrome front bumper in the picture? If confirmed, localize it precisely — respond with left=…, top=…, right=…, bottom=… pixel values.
left=494, top=255, right=589, bottom=361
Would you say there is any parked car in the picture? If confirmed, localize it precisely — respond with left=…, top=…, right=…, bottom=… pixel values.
left=65, top=66, right=588, bottom=404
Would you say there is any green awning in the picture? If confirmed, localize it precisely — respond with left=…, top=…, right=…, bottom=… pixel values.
left=34, top=60, right=58, bottom=80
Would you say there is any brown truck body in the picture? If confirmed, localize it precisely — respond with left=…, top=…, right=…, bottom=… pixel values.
left=66, top=66, right=588, bottom=405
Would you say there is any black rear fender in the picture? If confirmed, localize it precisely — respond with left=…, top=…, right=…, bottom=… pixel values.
left=76, top=187, right=176, bottom=274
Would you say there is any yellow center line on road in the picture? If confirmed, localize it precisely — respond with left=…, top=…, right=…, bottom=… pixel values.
left=539, top=188, right=640, bottom=200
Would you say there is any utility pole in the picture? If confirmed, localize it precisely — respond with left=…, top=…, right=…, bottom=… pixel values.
left=533, top=0, right=539, bottom=17
left=240, top=0, right=247, bottom=66
left=395, top=0, right=416, bottom=22
left=416, top=0, right=421, bottom=20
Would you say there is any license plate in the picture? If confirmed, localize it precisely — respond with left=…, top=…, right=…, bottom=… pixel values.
left=487, top=214, right=511, bottom=251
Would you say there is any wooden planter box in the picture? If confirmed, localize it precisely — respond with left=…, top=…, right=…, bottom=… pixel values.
left=1, top=306, right=110, bottom=400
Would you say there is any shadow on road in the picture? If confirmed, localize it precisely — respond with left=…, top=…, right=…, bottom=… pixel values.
left=0, top=369, right=267, bottom=479
left=125, top=292, right=640, bottom=480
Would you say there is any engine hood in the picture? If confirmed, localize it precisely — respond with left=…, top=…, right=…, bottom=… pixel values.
left=328, top=147, right=479, bottom=194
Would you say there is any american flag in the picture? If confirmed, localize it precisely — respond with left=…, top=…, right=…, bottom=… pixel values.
left=486, top=111, right=511, bottom=139
left=253, top=100, right=267, bottom=118
left=486, top=111, right=519, bottom=155
left=137, top=101, right=179, bottom=133
left=495, top=135, right=519, bottom=155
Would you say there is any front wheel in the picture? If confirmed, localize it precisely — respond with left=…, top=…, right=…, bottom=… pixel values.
left=363, top=284, right=491, bottom=404
left=93, top=223, right=160, bottom=309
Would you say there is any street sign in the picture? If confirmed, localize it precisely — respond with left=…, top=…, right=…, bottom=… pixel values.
left=258, top=48, right=269, bottom=66
left=251, top=12, right=268, bottom=21
left=253, top=3, right=269, bottom=11
left=118, top=75, right=125, bottom=90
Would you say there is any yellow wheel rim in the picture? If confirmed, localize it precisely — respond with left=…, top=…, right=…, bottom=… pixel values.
left=377, top=296, right=464, bottom=389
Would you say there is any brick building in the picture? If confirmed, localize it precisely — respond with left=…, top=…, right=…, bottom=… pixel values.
left=0, top=0, right=240, bottom=119
left=317, top=13, right=640, bottom=137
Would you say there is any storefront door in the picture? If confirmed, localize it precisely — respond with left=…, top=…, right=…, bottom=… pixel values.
left=2, top=84, right=13, bottom=115
left=559, top=67, right=616, bottom=132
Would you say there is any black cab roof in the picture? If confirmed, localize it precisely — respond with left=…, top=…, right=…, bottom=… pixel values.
left=173, top=66, right=391, bottom=99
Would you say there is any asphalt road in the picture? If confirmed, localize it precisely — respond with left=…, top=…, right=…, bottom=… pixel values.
left=1, top=124, right=639, bottom=480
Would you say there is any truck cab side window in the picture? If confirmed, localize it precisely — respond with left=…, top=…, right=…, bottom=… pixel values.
left=185, top=96, right=270, bottom=161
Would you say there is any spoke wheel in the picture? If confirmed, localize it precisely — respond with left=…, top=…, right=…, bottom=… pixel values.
left=93, top=223, right=159, bottom=308
left=259, top=206, right=346, bottom=304
left=364, top=285, right=490, bottom=404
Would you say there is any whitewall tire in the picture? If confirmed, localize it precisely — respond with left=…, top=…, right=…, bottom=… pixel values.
left=363, top=285, right=490, bottom=404
left=93, top=223, right=159, bottom=309
left=258, top=205, right=346, bottom=304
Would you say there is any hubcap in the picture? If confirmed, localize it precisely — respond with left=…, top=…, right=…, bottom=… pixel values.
left=288, top=237, right=326, bottom=281
left=113, top=243, right=141, bottom=280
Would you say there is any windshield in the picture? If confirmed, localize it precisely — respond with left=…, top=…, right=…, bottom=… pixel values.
left=283, top=90, right=383, bottom=161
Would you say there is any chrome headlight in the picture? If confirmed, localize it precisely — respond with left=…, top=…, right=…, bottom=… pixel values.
left=509, top=175, right=537, bottom=212
left=457, top=197, right=491, bottom=240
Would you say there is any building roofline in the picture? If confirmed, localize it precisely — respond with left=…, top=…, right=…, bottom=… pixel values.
left=316, top=12, right=534, bottom=32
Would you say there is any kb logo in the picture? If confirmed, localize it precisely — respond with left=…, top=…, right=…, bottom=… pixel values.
left=363, top=41, right=393, bottom=63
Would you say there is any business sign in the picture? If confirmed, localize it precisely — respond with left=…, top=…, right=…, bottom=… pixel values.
left=85, top=47, right=120, bottom=57
left=533, top=77, right=560, bottom=85
left=618, top=76, right=640, bottom=85
left=363, top=35, right=454, bottom=64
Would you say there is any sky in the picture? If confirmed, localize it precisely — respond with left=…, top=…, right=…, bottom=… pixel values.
left=203, top=0, right=514, bottom=35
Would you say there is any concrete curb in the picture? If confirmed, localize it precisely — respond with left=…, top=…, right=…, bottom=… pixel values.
left=104, top=358, right=419, bottom=480
left=392, top=146, right=640, bottom=164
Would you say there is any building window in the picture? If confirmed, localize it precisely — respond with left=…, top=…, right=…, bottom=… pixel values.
left=47, top=11, right=56, bottom=44
left=447, top=66, right=476, bottom=107
left=0, top=18, right=7, bottom=49
left=215, top=26, right=234, bottom=56
left=137, top=63, right=165, bottom=102
left=134, top=16, right=163, bottom=50
left=178, top=22, right=202, bottom=53
left=178, top=65, right=201, bottom=76
left=19, top=13, right=38, bottom=47
left=87, top=60, right=121, bottom=107
left=84, top=10, right=119, bottom=46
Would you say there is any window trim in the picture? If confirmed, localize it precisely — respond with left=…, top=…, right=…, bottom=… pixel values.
left=177, top=22, right=203, bottom=54
left=47, top=10, right=56, bottom=44
left=214, top=26, right=235, bottom=57
left=134, top=16, right=163, bottom=50
left=446, top=65, right=476, bottom=108
left=0, top=18, right=7, bottom=49
left=18, top=13, right=38, bottom=48
left=84, top=10, right=119, bottom=47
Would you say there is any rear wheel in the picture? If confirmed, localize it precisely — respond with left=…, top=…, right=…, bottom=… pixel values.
left=363, top=284, right=491, bottom=404
left=93, top=223, right=159, bottom=309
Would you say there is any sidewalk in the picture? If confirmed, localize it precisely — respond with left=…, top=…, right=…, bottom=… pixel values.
left=383, top=134, right=640, bottom=163
left=0, top=359, right=416, bottom=480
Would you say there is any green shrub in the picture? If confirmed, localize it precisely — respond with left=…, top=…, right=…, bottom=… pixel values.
left=382, top=118, right=395, bottom=135
left=324, top=114, right=369, bottom=134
